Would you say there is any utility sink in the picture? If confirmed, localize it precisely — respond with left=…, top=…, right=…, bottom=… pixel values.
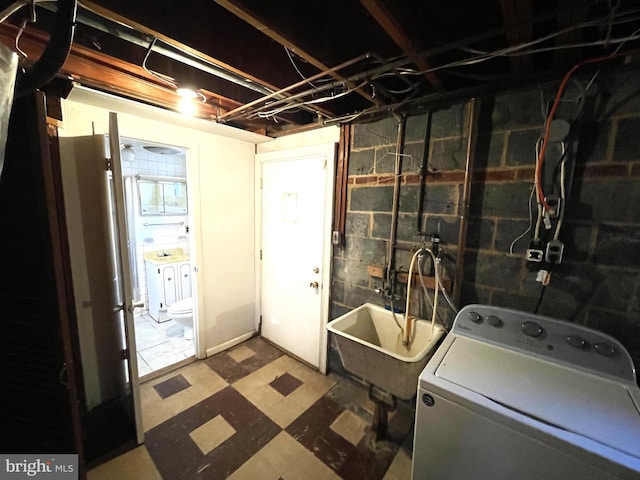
left=327, top=303, right=446, bottom=400
left=143, top=248, right=189, bottom=265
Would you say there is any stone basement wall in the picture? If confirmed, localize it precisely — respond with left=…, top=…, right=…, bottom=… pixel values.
left=330, top=64, right=640, bottom=379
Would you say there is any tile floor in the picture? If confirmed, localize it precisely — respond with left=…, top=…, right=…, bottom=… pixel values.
left=88, top=337, right=414, bottom=480
left=135, top=313, right=195, bottom=377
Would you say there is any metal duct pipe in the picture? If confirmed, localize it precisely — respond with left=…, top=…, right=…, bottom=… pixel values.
left=15, top=0, right=77, bottom=98
left=39, top=2, right=275, bottom=97
left=452, top=98, right=481, bottom=306
left=386, top=115, right=406, bottom=281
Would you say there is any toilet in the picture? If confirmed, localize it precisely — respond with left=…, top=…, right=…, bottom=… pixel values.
left=167, top=297, right=194, bottom=340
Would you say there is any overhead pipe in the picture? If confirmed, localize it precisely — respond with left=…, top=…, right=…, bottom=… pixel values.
left=38, top=1, right=275, bottom=97
left=452, top=98, right=481, bottom=306
left=15, top=0, right=77, bottom=98
left=220, top=52, right=374, bottom=121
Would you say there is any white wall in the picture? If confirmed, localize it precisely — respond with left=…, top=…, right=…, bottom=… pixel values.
left=59, top=88, right=268, bottom=361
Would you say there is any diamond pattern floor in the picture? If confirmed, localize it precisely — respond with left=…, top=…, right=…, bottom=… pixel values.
left=87, top=336, right=414, bottom=480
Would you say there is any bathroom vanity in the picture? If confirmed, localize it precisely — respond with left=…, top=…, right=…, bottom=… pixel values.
left=144, top=248, right=192, bottom=322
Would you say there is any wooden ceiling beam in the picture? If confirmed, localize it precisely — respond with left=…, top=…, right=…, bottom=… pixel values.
left=500, top=0, right=533, bottom=72
left=0, top=22, right=238, bottom=122
left=211, top=0, right=382, bottom=107
left=359, top=0, right=444, bottom=93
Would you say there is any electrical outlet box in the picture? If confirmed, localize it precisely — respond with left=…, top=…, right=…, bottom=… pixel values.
left=545, top=239, right=564, bottom=264
left=526, top=240, right=545, bottom=262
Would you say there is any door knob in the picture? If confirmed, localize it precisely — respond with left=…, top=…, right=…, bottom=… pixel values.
left=309, top=281, right=319, bottom=289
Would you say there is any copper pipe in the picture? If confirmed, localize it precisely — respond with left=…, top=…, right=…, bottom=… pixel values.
left=453, top=98, right=481, bottom=306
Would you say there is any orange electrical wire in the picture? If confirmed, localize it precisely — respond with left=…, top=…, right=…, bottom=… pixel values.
left=535, top=49, right=640, bottom=211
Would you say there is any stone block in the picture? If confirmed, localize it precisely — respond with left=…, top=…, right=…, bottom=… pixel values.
left=576, top=121, right=611, bottom=164
left=375, top=146, right=396, bottom=174
left=594, top=224, right=640, bottom=268
left=460, top=282, right=492, bottom=305
left=466, top=217, right=495, bottom=250
left=345, top=212, right=370, bottom=238
left=567, top=180, right=640, bottom=223
left=405, top=113, right=429, bottom=142
left=371, top=213, right=391, bottom=239
left=463, top=250, right=524, bottom=290
left=505, top=129, right=542, bottom=166
left=348, top=149, right=375, bottom=176
left=422, top=183, right=460, bottom=215
left=396, top=213, right=423, bottom=244
left=431, top=103, right=467, bottom=138
left=349, top=185, right=393, bottom=212
left=558, top=222, right=593, bottom=262
left=598, top=67, right=640, bottom=117
left=469, top=181, right=531, bottom=218
left=589, top=268, right=640, bottom=313
left=344, top=236, right=386, bottom=266
left=352, top=117, right=398, bottom=149
left=398, top=185, right=420, bottom=213
left=475, top=132, right=505, bottom=169
left=342, top=284, right=385, bottom=310
left=333, top=257, right=371, bottom=287
left=402, top=141, right=426, bottom=174
left=490, top=89, right=545, bottom=131
left=491, top=290, right=539, bottom=313
left=494, top=219, right=533, bottom=255
left=423, top=215, right=460, bottom=245
left=613, top=117, right=640, bottom=162
left=429, top=137, right=468, bottom=171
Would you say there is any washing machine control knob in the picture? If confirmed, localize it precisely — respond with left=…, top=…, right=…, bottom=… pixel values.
left=566, top=335, right=586, bottom=348
left=487, top=315, right=502, bottom=327
left=522, top=321, right=543, bottom=337
left=594, top=342, right=616, bottom=356
left=468, top=311, right=482, bottom=323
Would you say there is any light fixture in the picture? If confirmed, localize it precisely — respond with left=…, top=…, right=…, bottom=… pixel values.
left=121, top=144, right=136, bottom=162
left=176, top=85, right=206, bottom=116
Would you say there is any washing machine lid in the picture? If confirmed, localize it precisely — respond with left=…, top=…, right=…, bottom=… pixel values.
left=434, top=336, right=640, bottom=459
left=168, top=297, right=193, bottom=314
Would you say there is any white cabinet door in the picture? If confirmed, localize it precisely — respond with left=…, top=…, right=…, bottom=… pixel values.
left=161, top=265, right=177, bottom=307
left=179, top=262, right=192, bottom=299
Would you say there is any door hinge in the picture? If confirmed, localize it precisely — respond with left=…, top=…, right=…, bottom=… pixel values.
left=260, top=177, right=263, bottom=189
left=121, top=348, right=129, bottom=360
left=260, top=249, right=262, bottom=260
left=323, top=159, right=327, bottom=170
left=106, top=158, right=112, bottom=171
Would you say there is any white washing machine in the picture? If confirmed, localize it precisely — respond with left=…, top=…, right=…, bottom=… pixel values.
left=412, top=304, right=640, bottom=480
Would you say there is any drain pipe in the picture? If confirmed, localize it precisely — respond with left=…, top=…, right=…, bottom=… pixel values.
left=385, top=115, right=406, bottom=318
left=452, top=98, right=481, bottom=306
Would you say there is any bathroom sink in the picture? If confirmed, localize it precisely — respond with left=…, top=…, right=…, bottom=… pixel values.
left=143, top=248, right=189, bottom=265
left=327, top=303, right=445, bottom=400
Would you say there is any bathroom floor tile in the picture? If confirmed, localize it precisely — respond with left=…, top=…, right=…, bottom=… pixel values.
left=153, top=373, right=191, bottom=399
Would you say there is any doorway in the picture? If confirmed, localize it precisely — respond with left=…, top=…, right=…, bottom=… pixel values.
left=257, top=143, right=336, bottom=372
left=119, top=137, right=196, bottom=378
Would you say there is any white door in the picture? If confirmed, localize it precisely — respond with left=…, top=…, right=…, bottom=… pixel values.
left=260, top=147, right=334, bottom=369
left=59, top=112, right=144, bottom=449
left=107, top=112, right=144, bottom=444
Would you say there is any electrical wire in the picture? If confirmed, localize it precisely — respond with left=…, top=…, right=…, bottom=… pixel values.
left=554, top=143, right=567, bottom=240
left=509, top=184, right=536, bottom=254
left=284, top=46, right=317, bottom=90
left=535, top=48, right=640, bottom=212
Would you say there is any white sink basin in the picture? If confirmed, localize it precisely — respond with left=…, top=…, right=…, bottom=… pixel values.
left=327, top=302, right=445, bottom=400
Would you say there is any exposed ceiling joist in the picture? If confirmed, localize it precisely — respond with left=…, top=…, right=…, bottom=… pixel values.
left=212, top=0, right=382, bottom=108
left=359, top=0, right=444, bottom=93
left=554, top=0, right=589, bottom=67
left=500, top=0, right=533, bottom=72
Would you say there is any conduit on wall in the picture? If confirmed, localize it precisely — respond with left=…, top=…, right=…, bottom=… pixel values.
left=453, top=98, right=481, bottom=306
left=332, top=124, right=350, bottom=245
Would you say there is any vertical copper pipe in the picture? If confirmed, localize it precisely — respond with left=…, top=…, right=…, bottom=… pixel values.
left=453, top=98, right=481, bottom=306
left=386, top=115, right=406, bottom=278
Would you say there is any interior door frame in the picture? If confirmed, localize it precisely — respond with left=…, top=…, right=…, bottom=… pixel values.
left=255, top=143, right=336, bottom=374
